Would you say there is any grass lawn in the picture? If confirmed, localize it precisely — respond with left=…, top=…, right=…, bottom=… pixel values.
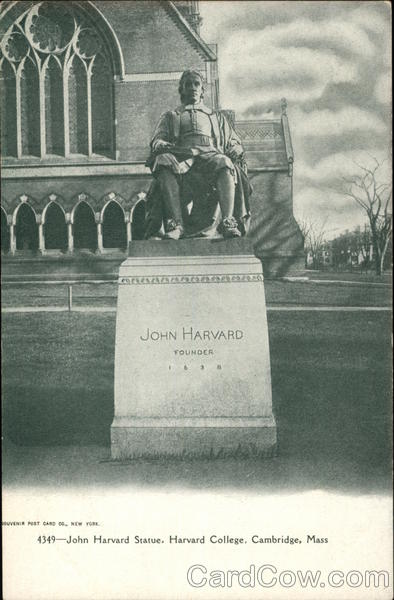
left=2, top=310, right=392, bottom=493
left=303, top=270, right=392, bottom=283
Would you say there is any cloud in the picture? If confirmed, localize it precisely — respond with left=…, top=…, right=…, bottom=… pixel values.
left=201, top=1, right=378, bottom=37
left=202, top=2, right=390, bottom=118
left=349, top=4, right=390, bottom=34
left=272, top=18, right=377, bottom=58
left=375, top=72, right=391, bottom=104
left=201, top=1, right=390, bottom=48
left=294, top=153, right=391, bottom=234
left=290, top=107, right=387, bottom=138
left=293, top=185, right=368, bottom=233
left=348, top=5, right=392, bottom=67
left=199, top=1, right=391, bottom=235
left=221, top=31, right=359, bottom=113
left=296, top=151, right=392, bottom=185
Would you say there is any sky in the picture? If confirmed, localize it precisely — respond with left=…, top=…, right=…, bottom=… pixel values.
left=199, top=1, right=392, bottom=237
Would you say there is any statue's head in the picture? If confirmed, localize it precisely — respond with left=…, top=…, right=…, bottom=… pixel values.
left=178, top=70, right=205, bottom=104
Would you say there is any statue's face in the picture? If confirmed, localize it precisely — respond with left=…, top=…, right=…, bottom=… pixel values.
left=181, top=74, right=203, bottom=104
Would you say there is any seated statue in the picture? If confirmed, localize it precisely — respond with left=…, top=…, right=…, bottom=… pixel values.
left=144, top=70, right=252, bottom=240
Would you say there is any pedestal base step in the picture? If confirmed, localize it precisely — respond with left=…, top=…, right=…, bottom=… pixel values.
left=111, top=416, right=277, bottom=459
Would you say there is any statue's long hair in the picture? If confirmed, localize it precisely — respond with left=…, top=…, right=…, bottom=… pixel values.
left=178, top=70, right=205, bottom=103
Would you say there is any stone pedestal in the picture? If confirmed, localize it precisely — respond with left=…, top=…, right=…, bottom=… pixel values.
left=111, top=238, right=276, bottom=459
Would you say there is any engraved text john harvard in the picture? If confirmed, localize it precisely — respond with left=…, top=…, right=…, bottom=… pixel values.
left=139, top=327, right=244, bottom=342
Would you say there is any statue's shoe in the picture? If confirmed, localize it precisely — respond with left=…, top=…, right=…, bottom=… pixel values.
left=163, top=218, right=184, bottom=240
left=221, top=217, right=242, bottom=239
left=164, top=225, right=184, bottom=240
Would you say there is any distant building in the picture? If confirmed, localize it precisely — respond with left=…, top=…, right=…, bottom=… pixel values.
left=1, top=0, right=303, bottom=276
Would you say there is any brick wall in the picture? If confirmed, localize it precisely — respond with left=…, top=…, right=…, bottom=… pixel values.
left=96, top=1, right=213, bottom=161
left=96, top=1, right=208, bottom=73
left=115, top=80, right=182, bottom=161
left=249, top=172, right=304, bottom=276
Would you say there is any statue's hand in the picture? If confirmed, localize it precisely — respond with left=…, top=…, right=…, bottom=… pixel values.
left=155, top=140, right=174, bottom=152
left=226, top=146, right=243, bottom=161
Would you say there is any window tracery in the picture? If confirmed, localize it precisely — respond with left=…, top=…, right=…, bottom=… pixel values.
left=0, top=1, right=114, bottom=159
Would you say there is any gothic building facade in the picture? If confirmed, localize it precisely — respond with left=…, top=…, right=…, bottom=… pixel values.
left=1, top=0, right=303, bottom=276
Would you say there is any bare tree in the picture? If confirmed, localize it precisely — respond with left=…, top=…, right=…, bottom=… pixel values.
left=353, top=224, right=372, bottom=271
left=298, top=217, right=328, bottom=269
left=343, top=157, right=392, bottom=275
left=330, top=226, right=372, bottom=271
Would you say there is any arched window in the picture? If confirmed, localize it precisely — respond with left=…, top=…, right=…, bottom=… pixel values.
left=73, top=201, right=97, bottom=250
left=0, top=1, right=114, bottom=159
left=102, top=201, right=126, bottom=248
left=15, top=203, right=38, bottom=251
left=1, top=210, right=10, bottom=252
left=131, top=202, right=146, bottom=240
left=20, top=58, right=40, bottom=156
left=44, top=202, right=67, bottom=250
left=44, top=57, right=64, bottom=155
left=0, top=60, right=17, bottom=157
left=91, top=54, right=113, bottom=156
left=68, top=56, right=89, bottom=155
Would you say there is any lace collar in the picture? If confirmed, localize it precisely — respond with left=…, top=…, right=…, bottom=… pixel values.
left=177, top=103, right=213, bottom=115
